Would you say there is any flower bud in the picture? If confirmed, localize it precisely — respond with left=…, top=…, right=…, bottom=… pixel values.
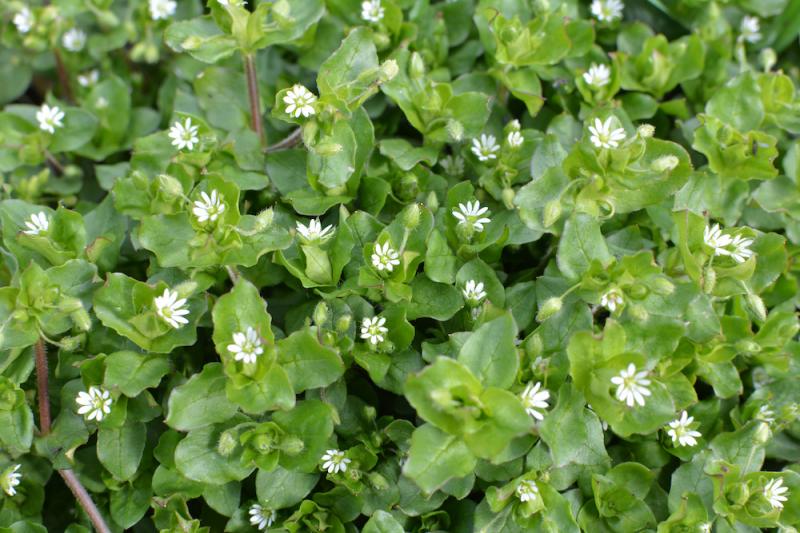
left=536, top=297, right=562, bottom=322
left=703, top=264, right=716, bottom=294
left=335, top=314, right=352, bottom=333
left=759, top=48, right=777, bottom=72
left=746, top=293, right=767, bottom=322
left=637, top=124, right=655, bottom=138
left=446, top=119, right=464, bottom=142
left=402, top=203, right=421, bottom=229
left=410, top=52, right=426, bottom=79
left=70, top=308, right=92, bottom=332
left=279, top=435, right=305, bottom=456
left=217, top=430, right=238, bottom=457
left=313, top=302, right=329, bottom=327
left=502, top=188, right=516, bottom=210
left=379, top=59, right=399, bottom=82
left=650, top=277, right=675, bottom=295
left=426, top=191, right=439, bottom=211
left=156, top=174, right=184, bottom=199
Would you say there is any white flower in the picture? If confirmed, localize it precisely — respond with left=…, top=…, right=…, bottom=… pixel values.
left=360, top=316, right=388, bottom=345
left=75, top=386, right=112, bottom=421
left=321, top=449, right=350, bottom=474
left=600, top=288, right=624, bottom=312
left=168, top=118, right=200, bottom=151
left=192, top=189, right=226, bottom=223
left=729, top=234, right=754, bottom=263
left=590, top=0, right=624, bottom=22
left=62, top=28, right=86, bottom=52
left=588, top=117, right=626, bottom=149
left=462, top=279, right=487, bottom=305
left=22, top=211, right=49, bottom=236
left=1, top=465, right=21, bottom=497
left=371, top=242, right=400, bottom=272
left=583, top=63, right=611, bottom=88
left=217, top=0, right=246, bottom=6
left=757, top=404, right=776, bottom=424
left=763, top=477, right=789, bottom=510
left=154, top=288, right=190, bottom=329
left=611, top=363, right=652, bottom=407
left=516, top=479, right=540, bottom=502
left=699, top=523, right=712, bottom=533
left=666, top=411, right=702, bottom=447
left=520, top=382, right=550, bottom=421
left=703, top=223, right=733, bottom=257
left=471, top=134, right=500, bottom=162
left=77, top=69, right=99, bottom=87
left=283, top=85, right=317, bottom=118
left=361, top=0, right=384, bottom=23
left=227, top=327, right=264, bottom=364
left=36, top=104, right=65, bottom=134
left=296, top=218, right=334, bottom=243
left=249, top=504, right=276, bottom=530
left=452, top=200, right=491, bottom=232
left=740, top=15, right=761, bottom=43
left=440, top=155, right=464, bottom=176
left=507, top=131, right=524, bottom=148
left=13, top=7, right=34, bottom=34
left=149, top=0, right=177, bottom=20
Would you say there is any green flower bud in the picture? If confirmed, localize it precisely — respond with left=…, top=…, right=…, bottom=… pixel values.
left=446, top=119, right=464, bottom=142
left=402, top=203, right=421, bottom=229
left=58, top=334, right=84, bottom=352
left=217, top=430, right=238, bottom=457
left=536, top=297, right=562, bottom=322
left=759, top=48, right=777, bottom=72
left=279, top=435, right=305, bottom=456
left=650, top=277, right=675, bottom=295
left=70, top=308, right=92, bottom=332
left=410, top=52, right=426, bottom=79
left=335, top=315, right=352, bottom=333
left=502, top=188, right=516, bottom=210
left=746, top=293, right=767, bottom=322
left=313, top=302, right=329, bottom=327
left=726, top=481, right=749, bottom=506
left=627, top=283, right=648, bottom=299
left=156, top=174, right=184, bottom=199
left=379, top=60, right=399, bottom=82
left=426, top=191, right=439, bottom=211
left=637, top=124, right=655, bottom=138
left=703, top=264, right=716, bottom=294
left=396, top=173, right=419, bottom=202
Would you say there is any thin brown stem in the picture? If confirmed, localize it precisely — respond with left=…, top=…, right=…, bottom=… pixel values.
left=53, top=49, right=75, bottom=104
left=243, top=54, right=265, bottom=148
left=45, top=151, right=65, bottom=175
left=266, top=128, right=302, bottom=153
left=58, top=470, right=112, bottom=533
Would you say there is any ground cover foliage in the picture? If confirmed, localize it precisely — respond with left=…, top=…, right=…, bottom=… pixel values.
left=1, top=0, right=800, bottom=531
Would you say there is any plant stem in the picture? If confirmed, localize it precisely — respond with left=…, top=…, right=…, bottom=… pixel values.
left=34, top=338, right=112, bottom=533
left=53, top=49, right=75, bottom=104
left=243, top=53, right=265, bottom=148
left=266, top=128, right=302, bottom=153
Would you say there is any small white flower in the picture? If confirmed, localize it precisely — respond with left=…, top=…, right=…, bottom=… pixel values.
left=757, top=404, right=776, bottom=424
left=520, top=382, right=550, bottom=421
left=168, top=118, right=200, bottom=151
left=600, top=288, right=624, bottom=312
left=703, top=223, right=733, bottom=257
left=666, top=411, right=702, bottom=447
left=360, top=316, right=388, bottom=345
left=77, top=69, right=99, bottom=87
left=361, top=0, right=384, bottom=23
left=192, top=189, right=226, bottom=223
left=740, top=15, right=761, bottom=43
left=149, top=0, right=177, bottom=20
left=507, top=131, right=524, bottom=148
left=729, top=234, right=754, bottom=263
left=249, top=504, right=276, bottom=530
left=227, top=327, right=264, bottom=364
left=440, top=155, right=465, bottom=176
left=321, top=449, right=350, bottom=474
left=591, top=0, right=624, bottom=22
left=452, top=200, right=491, bottom=232
left=13, top=7, right=34, bottom=34
left=588, top=117, right=626, bottom=149
left=611, top=363, right=652, bottom=407
left=515, top=479, right=540, bottom=503
left=471, top=134, right=500, bottom=162
left=583, top=63, right=611, bottom=88
left=1, top=465, right=22, bottom=497
left=371, top=242, right=400, bottom=272
left=62, top=28, right=86, bottom=52
left=462, top=280, right=487, bottom=305
left=217, top=0, right=246, bottom=5
left=296, top=218, right=334, bottom=243
left=36, top=104, right=65, bottom=134
left=283, top=85, right=317, bottom=118
left=22, top=211, right=49, bottom=236
left=699, top=523, right=712, bottom=533
left=763, top=477, right=789, bottom=510
left=154, top=288, right=190, bottom=329
left=75, top=386, right=112, bottom=421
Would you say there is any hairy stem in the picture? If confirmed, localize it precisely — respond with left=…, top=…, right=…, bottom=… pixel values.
left=243, top=54, right=265, bottom=148
left=53, top=50, right=75, bottom=104
left=58, top=470, right=112, bottom=533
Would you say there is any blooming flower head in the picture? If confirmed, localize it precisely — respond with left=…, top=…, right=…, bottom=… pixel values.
left=371, top=242, right=400, bottom=272
left=154, top=288, right=190, bottom=329
left=516, top=479, right=540, bottom=502
left=757, top=404, right=776, bottom=424
left=1, top=465, right=21, bottom=497
left=149, top=0, right=177, bottom=20
left=666, top=411, right=702, bottom=447
left=591, top=0, right=624, bottom=22
left=703, top=223, right=733, bottom=257
left=471, top=134, right=500, bottom=162
left=192, top=189, right=226, bottom=223
left=600, top=288, right=624, bottom=312
left=452, top=200, right=491, bottom=232
left=22, top=211, right=49, bottom=236
left=611, top=363, right=652, bottom=407
left=168, top=118, right=200, bottom=151
left=321, top=449, right=350, bottom=474
left=283, top=85, right=317, bottom=118
left=360, top=316, right=388, bottom=345
left=249, top=503, right=276, bottom=530
left=296, top=218, right=334, bottom=243
left=520, top=382, right=550, bottom=421
left=361, top=0, right=384, bottom=23
left=507, top=130, right=524, bottom=148
left=62, top=28, right=86, bottom=52
left=75, top=386, right=112, bottom=421
left=740, top=15, right=761, bottom=43
left=588, top=117, right=626, bottom=149
left=440, top=155, right=465, bottom=176
left=227, top=327, right=264, bottom=364
left=462, top=279, right=487, bottom=305
left=36, top=104, right=65, bottom=134
left=13, top=7, right=34, bottom=34
left=77, top=70, right=99, bottom=87
left=763, top=477, right=789, bottom=509
left=729, top=234, right=754, bottom=263
left=583, top=63, right=611, bottom=88
left=217, top=0, right=247, bottom=5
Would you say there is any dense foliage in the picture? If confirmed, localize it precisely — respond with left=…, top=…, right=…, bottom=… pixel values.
left=2, top=0, right=800, bottom=531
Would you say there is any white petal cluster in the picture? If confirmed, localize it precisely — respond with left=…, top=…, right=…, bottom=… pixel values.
left=283, top=85, right=317, bottom=118
left=169, top=118, right=200, bottom=151
left=507, top=131, right=524, bottom=148
left=703, top=224, right=755, bottom=263
left=154, top=288, right=190, bottom=329
left=75, top=386, right=112, bottom=421
left=1, top=464, right=22, bottom=497
left=740, top=15, right=761, bottom=43
left=515, top=479, right=540, bottom=502
left=589, top=117, right=626, bottom=149
left=77, top=70, right=100, bottom=87
left=666, top=411, right=702, bottom=447
left=149, top=0, right=177, bottom=20
left=249, top=504, right=276, bottom=530
left=321, top=449, right=350, bottom=474
left=440, top=155, right=464, bottom=176
left=22, top=211, right=49, bottom=236
left=13, top=7, right=34, bottom=34
left=360, top=316, right=388, bottom=345
left=471, top=134, right=500, bottom=162
left=583, top=63, right=611, bottom=88
left=600, top=288, right=624, bottom=312
left=462, top=280, right=487, bottom=305
left=361, top=0, right=385, bottom=23
left=371, top=242, right=400, bottom=272
left=611, top=363, right=652, bottom=407
left=36, top=104, right=65, bottom=134
left=452, top=200, right=491, bottom=232
left=218, top=0, right=247, bottom=5
left=62, top=28, right=87, bottom=52
left=590, top=0, right=624, bottom=22
left=296, top=218, right=334, bottom=243
left=192, top=189, right=226, bottom=223
left=520, top=382, right=550, bottom=421
left=227, top=327, right=264, bottom=364
left=763, top=477, right=789, bottom=509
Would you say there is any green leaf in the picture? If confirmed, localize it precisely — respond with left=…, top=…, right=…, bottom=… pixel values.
left=457, top=313, right=519, bottom=389
left=557, top=213, right=611, bottom=281
left=255, top=467, right=319, bottom=510
left=402, top=423, right=477, bottom=494
left=104, top=351, right=170, bottom=397
left=165, top=363, right=239, bottom=431
left=97, top=422, right=147, bottom=481
left=277, top=327, right=344, bottom=393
